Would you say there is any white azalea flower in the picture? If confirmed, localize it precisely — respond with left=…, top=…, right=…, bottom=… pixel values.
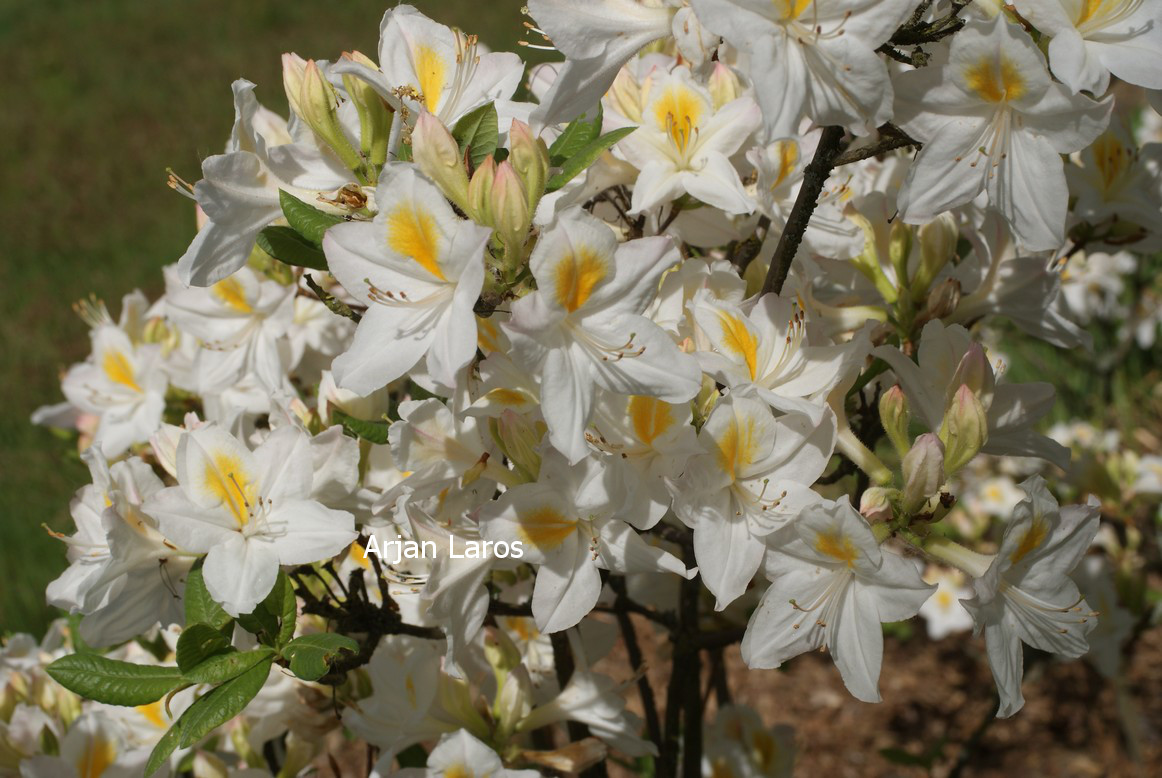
left=960, top=476, right=1100, bottom=717
left=672, top=395, right=835, bottom=609
left=324, top=164, right=491, bottom=393
left=144, top=424, right=357, bottom=616
left=741, top=498, right=935, bottom=702
left=894, top=17, right=1112, bottom=251
left=502, top=207, right=702, bottom=464
left=395, top=729, right=540, bottom=777
left=615, top=65, right=760, bottom=215
left=918, top=565, right=976, bottom=640
left=1014, top=0, right=1162, bottom=94
left=692, top=0, right=920, bottom=137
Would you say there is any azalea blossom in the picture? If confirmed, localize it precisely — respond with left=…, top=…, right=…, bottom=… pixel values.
left=894, top=16, right=1112, bottom=250
left=144, top=424, right=357, bottom=615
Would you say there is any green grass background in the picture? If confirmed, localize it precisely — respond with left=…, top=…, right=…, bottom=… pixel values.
left=0, top=0, right=539, bottom=635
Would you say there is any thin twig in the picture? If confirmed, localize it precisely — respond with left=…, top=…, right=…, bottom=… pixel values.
left=611, top=577, right=664, bottom=754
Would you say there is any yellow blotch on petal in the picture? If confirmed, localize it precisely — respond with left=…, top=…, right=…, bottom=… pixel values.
left=963, top=56, right=1026, bottom=103
left=387, top=204, right=446, bottom=280
left=628, top=395, right=674, bottom=446
left=488, top=388, right=532, bottom=406
left=211, top=277, right=253, bottom=314
left=935, top=589, right=955, bottom=609
left=204, top=453, right=255, bottom=529
left=753, top=730, right=779, bottom=770
left=1076, top=0, right=1104, bottom=26
left=1010, top=516, right=1049, bottom=565
left=102, top=350, right=142, bottom=392
left=653, top=83, right=704, bottom=155
left=348, top=541, right=372, bottom=570
left=777, top=0, right=814, bottom=21
left=136, top=701, right=168, bottom=729
left=815, top=530, right=860, bottom=567
left=770, top=140, right=799, bottom=190
left=413, top=45, right=446, bottom=114
left=717, top=311, right=760, bottom=380
left=75, top=736, right=117, bottom=778
left=1091, top=132, right=1128, bottom=192
left=517, top=506, right=577, bottom=551
left=715, top=415, right=757, bottom=479
left=444, top=767, right=471, bottom=778
left=554, top=248, right=608, bottom=313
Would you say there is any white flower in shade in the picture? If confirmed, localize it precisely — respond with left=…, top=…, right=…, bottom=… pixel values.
left=502, top=208, right=702, bottom=464
left=163, top=265, right=298, bottom=396
left=144, top=425, right=357, bottom=616
left=1013, top=0, right=1162, bottom=94
left=395, top=729, right=541, bottom=777
left=479, top=451, right=693, bottom=633
left=1133, top=454, right=1162, bottom=496
left=672, top=395, right=835, bottom=610
left=177, top=80, right=352, bottom=286
left=918, top=565, right=975, bottom=640
left=690, top=292, right=870, bottom=422
left=704, top=704, right=796, bottom=778
left=18, top=713, right=148, bottom=778
left=324, top=164, right=491, bottom=393
left=894, top=17, right=1111, bottom=251
left=961, top=476, right=1101, bottom=717
left=692, top=0, right=920, bottom=137
left=615, top=65, right=760, bottom=215
left=1073, top=554, right=1133, bottom=679
left=334, top=4, right=523, bottom=128
left=741, top=498, right=935, bottom=702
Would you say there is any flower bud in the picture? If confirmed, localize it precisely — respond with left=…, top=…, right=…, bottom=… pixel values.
left=608, top=68, right=644, bottom=122
left=708, top=62, right=742, bottom=109
left=940, top=385, right=988, bottom=475
left=848, top=212, right=897, bottom=303
left=294, top=59, right=363, bottom=172
left=341, top=50, right=392, bottom=170
left=467, top=155, right=496, bottom=226
left=413, top=110, right=470, bottom=212
left=492, top=664, right=534, bottom=743
left=879, top=384, right=911, bottom=459
left=508, top=120, right=549, bottom=215
left=902, top=433, right=946, bottom=513
left=888, top=220, right=913, bottom=290
left=912, top=213, right=957, bottom=299
left=281, top=53, right=308, bottom=119
left=947, top=342, right=995, bottom=411
left=925, top=278, right=961, bottom=320
left=859, top=486, right=895, bottom=523
left=492, top=160, right=532, bottom=249
left=497, top=410, right=542, bottom=481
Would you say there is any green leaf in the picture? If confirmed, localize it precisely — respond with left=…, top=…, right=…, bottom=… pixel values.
left=395, top=744, right=428, bottom=768
left=236, top=572, right=296, bottom=648
left=332, top=408, right=390, bottom=445
left=46, top=654, right=183, bottom=706
left=548, top=105, right=603, bottom=166
left=182, top=647, right=276, bottom=686
left=281, top=634, right=359, bottom=682
left=177, top=656, right=274, bottom=749
left=546, top=127, right=635, bottom=193
left=256, top=226, right=327, bottom=271
left=279, top=189, right=343, bottom=244
left=184, top=565, right=232, bottom=631
left=452, top=102, right=499, bottom=169
left=176, top=624, right=232, bottom=674
left=145, top=720, right=183, bottom=777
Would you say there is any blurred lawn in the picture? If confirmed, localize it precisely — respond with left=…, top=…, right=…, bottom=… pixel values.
left=0, top=0, right=539, bottom=635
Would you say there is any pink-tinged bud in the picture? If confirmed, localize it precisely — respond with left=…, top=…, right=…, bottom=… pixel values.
left=878, top=384, right=911, bottom=458
left=296, top=59, right=363, bottom=172
left=913, top=213, right=957, bottom=299
left=940, top=385, right=988, bottom=475
left=281, top=53, right=308, bottom=119
left=948, top=342, right=995, bottom=411
left=859, top=487, right=895, bottom=523
left=708, top=62, right=742, bottom=109
left=341, top=50, right=392, bottom=169
left=413, top=111, right=470, bottom=212
left=508, top=120, right=549, bottom=215
left=902, top=433, right=946, bottom=513
left=492, top=161, right=531, bottom=249
left=467, top=155, right=497, bottom=227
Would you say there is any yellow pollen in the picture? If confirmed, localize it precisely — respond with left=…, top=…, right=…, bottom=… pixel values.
left=102, top=350, right=141, bottom=392
left=1010, top=516, right=1050, bottom=565
left=517, top=506, right=577, bottom=550
left=204, top=453, right=255, bottom=529
left=628, top=395, right=674, bottom=446
left=653, top=85, right=704, bottom=155
left=964, top=56, right=1026, bottom=103
left=815, top=531, right=859, bottom=567
left=387, top=204, right=445, bottom=280
left=211, top=276, right=252, bottom=313
left=718, top=312, right=760, bottom=380
left=75, top=736, right=117, bottom=778
left=553, top=247, right=608, bottom=312
left=413, top=45, right=446, bottom=114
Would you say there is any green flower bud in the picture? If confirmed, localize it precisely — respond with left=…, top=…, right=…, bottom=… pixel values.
left=413, top=110, right=470, bottom=212
left=859, top=486, right=895, bottom=523
left=947, top=342, right=995, bottom=411
left=902, top=433, right=946, bottom=513
left=508, top=119, right=549, bottom=216
left=340, top=50, right=392, bottom=171
left=879, top=384, right=911, bottom=459
left=492, top=160, right=531, bottom=250
left=467, top=155, right=497, bottom=227
left=888, top=220, right=913, bottom=291
left=912, top=213, right=957, bottom=300
left=940, top=384, right=988, bottom=475
left=290, top=58, right=363, bottom=173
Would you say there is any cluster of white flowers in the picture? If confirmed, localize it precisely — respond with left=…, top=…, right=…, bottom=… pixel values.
left=18, top=1, right=1162, bottom=775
